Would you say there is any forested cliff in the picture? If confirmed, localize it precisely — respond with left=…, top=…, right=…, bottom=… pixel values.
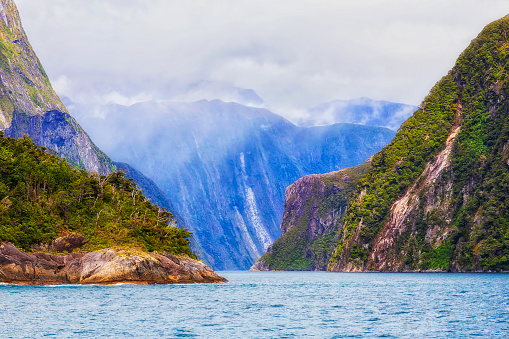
left=330, top=15, right=509, bottom=272
left=256, top=15, right=509, bottom=272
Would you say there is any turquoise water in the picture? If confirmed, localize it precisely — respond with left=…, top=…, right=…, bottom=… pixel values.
left=1, top=271, right=508, bottom=338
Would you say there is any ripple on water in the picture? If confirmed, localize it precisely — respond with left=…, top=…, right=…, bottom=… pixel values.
left=0, top=272, right=508, bottom=338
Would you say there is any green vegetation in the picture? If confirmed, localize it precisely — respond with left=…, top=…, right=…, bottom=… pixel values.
left=257, top=163, right=369, bottom=270
left=0, top=94, right=14, bottom=116
left=330, top=74, right=459, bottom=267
left=0, top=132, right=195, bottom=258
left=330, top=15, right=509, bottom=271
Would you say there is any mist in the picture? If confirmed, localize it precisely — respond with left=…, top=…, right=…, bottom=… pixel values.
left=15, top=0, right=509, bottom=121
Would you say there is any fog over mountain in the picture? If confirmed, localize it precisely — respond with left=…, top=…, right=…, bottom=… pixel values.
left=300, top=98, right=417, bottom=130
left=15, top=0, right=509, bottom=122
left=68, top=98, right=396, bottom=269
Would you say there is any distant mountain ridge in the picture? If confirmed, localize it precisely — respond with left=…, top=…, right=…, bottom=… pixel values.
left=300, top=98, right=417, bottom=131
left=69, top=98, right=396, bottom=269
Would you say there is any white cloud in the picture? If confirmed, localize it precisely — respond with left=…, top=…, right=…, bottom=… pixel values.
left=15, top=0, right=509, bottom=119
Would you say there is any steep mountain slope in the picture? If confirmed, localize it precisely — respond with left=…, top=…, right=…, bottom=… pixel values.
left=113, top=161, right=187, bottom=230
left=299, top=98, right=417, bottom=130
left=69, top=99, right=396, bottom=269
left=328, top=15, right=509, bottom=272
left=0, top=0, right=111, bottom=174
left=252, top=161, right=370, bottom=271
left=0, top=0, right=189, bottom=238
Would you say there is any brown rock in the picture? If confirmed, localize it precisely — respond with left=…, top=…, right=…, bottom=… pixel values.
left=48, top=233, right=86, bottom=253
left=32, top=232, right=86, bottom=253
left=0, top=242, right=227, bottom=285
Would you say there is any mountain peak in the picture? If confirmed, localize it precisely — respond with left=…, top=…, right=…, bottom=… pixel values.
left=0, top=0, right=66, bottom=128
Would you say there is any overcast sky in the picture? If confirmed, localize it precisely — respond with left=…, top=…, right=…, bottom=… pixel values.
left=14, top=0, right=509, bottom=119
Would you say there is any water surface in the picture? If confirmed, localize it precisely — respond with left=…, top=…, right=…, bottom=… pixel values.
left=1, top=272, right=508, bottom=338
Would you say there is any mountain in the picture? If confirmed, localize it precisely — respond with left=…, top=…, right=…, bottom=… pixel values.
left=0, top=0, right=179, bottom=219
left=263, top=15, right=509, bottom=272
left=299, top=98, right=417, bottom=131
left=174, top=81, right=264, bottom=107
left=0, top=0, right=112, bottom=174
left=329, top=15, right=509, bottom=272
left=68, top=99, right=396, bottom=270
left=251, top=161, right=370, bottom=271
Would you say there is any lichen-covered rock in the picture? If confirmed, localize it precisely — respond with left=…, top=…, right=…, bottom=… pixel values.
left=0, top=242, right=227, bottom=285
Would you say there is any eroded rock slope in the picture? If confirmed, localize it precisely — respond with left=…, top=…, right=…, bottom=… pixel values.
left=0, top=242, right=226, bottom=285
left=252, top=161, right=370, bottom=271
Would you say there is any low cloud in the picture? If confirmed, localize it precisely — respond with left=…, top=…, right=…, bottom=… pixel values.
left=16, top=0, right=509, bottom=119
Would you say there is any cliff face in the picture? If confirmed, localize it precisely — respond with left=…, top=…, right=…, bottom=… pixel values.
left=0, top=0, right=111, bottom=174
left=328, top=15, right=509, bottom=272
left=69, top=99, right=396, bottom=270
left=251, top=162, right=370, bottom=271
left=112, top=161, right=187, bottom=230
left=0, top=242, right=226, bottom=285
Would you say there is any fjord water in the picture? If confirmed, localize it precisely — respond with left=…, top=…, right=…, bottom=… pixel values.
left=1, top=272, right=508, bottom=338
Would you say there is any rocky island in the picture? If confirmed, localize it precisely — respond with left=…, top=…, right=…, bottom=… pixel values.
left=0, top=133, right=226, bottom=285
left=0, top=238, right=225, bottom=285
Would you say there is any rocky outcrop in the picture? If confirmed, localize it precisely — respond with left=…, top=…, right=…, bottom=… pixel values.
left=0, top=242, right=227, bottom=285
left=251, top=161, right=370, bottom=271
left=32, top=233, right=86, bottom=253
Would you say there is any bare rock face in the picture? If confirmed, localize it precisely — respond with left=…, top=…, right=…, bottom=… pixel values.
left=49, top=233, right=86, bottom=253
left=251, top=161, right=371, bottom=271
left=365, top=125, right=461, bottom=271
left=0, top=242, right=227, bottom=285
left=249, top=260, right=270, bottom=271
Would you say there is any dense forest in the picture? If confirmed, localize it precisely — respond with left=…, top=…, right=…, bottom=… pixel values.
left=330, top=15, right=509, bottom=271
left=0, top=132, right=195, bottom=257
